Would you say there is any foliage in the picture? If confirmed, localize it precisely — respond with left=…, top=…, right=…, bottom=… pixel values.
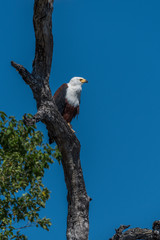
left=53, top=146, right=62, bottom=165
left=0, top=112, right=55, bottom=239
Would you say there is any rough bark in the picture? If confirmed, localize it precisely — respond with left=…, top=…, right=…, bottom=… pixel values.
left=110, top=221, right=160, bottom=240
left=11, top=1, right=90, bottom=239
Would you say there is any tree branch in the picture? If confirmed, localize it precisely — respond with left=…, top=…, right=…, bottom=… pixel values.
left=110, top=221, right=160, bottom=240
left=23, top=110, right=44, bottom=126
left=32, top=0, right=54, bottom=80
left=11, top=61, right=33, bottom=85
left=11, top=1, right=90, bottom=239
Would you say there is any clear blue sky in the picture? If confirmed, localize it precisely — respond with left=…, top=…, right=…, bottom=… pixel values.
left=1, top=0, right=160, bottom=239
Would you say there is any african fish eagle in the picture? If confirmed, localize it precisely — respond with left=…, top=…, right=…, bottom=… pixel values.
left=53, top=77, right=88, bottom=127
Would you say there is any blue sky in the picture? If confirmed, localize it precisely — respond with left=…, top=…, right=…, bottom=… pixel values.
left=1, top=0, right=160, bottom=239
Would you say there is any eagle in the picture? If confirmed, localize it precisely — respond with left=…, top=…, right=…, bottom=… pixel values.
left=53, top=77, right=88, bottom=131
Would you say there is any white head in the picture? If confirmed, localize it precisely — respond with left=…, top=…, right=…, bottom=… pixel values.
left=66, top=77, right=88, bottom=107
left=68, top=77, right=88, bottom=87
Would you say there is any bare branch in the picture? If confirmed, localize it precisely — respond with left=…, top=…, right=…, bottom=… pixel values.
left=110, top=221, right=160, bottom=240
left=14, top=222, right=33, bottom=231
left=23, top=110, right=44, bottom=126
left=11, top=61, right=32, bottom=85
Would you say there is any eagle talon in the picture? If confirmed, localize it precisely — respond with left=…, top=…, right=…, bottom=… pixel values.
left=68, top=123, right=75, bottom=133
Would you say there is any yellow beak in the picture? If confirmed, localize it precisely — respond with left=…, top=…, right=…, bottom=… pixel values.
left=80, top=78, right=88, bottom=83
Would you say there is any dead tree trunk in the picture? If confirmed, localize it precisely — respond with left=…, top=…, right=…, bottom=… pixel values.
left=11, top=1, right=90, bottom=239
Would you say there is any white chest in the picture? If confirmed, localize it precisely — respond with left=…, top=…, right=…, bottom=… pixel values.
left=65, top=85, right=82, bottom=107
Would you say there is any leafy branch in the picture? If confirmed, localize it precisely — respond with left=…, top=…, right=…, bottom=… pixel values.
left=0, top=112, right=54, bottom=239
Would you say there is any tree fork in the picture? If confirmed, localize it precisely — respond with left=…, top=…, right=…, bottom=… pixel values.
left=11, top=0, right=90, bottom=239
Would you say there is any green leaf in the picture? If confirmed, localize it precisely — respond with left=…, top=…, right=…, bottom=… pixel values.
left=53, top=146, right=62, bottom=164
left=0, top=112, right=54, bottom=239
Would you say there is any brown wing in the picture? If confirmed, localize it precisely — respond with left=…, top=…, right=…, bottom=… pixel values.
left=63, top=101, right=79, bottom=123
left=53, top=83, right=68, bottom=115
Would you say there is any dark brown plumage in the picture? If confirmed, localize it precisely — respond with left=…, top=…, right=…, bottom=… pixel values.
left=63, top=102, right=79, bottom=122
left=53, top=77, right=88, bottom=124
left=53, top=83, right=79, bottom=123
